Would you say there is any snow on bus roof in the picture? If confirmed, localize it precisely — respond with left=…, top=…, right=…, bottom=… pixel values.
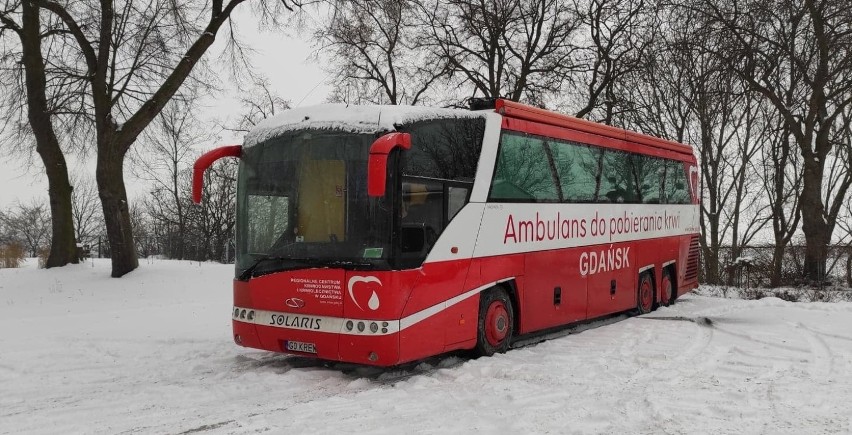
left=244, top=104, right=483, bottom=147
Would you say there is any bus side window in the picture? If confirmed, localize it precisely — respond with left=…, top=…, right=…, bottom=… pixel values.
left=448, top=186, right=469, bottom=220
left=490, top=132, right=560, bottom=202
left=551, top=140, right=600, bottom=202
left=635, top=155, right=665, bottom=204
left=599, top=149, right=639, bottom=203
left=665, top=161, right=689, bottom=204
left=403, top=181, right=443, bottom=233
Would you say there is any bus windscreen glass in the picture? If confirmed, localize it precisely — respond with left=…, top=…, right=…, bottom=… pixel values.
left=235, top=130, right=393, bottom=278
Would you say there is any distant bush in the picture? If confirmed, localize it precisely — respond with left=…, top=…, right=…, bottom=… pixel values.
left=37, top=247, right=50, bottom=269
left=699, top=283, right=852, bottom=302
left=740, top=288, right=767, bottom=300
left=0, top=243, right=25, bottom=268
left=773, top=290, right=800, bottom=302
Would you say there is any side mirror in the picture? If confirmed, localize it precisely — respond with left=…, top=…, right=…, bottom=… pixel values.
left=368, top=132, right=411, bottom=197
left=192, top=145, right=242, bottom=203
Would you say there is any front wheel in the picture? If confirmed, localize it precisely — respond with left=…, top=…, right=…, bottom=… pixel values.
left=637, top=272, right=654, bottom=314
left=476, top=288, right=514, bottom=356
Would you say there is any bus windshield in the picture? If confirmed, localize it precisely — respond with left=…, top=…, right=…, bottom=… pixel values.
left=235, top=129, right=393, bottom=278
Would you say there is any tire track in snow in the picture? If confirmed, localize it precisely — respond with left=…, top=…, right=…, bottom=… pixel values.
left=788, top=321, right=835, bottom=414
left=637, top=313, right=787, bottom=434
left=0, top=362, right=19, bottom=381
left=617, top=316, right=720, bottom=432
left=798, top=324, right=852, bottom=343
left=792, top=322, right=834, bottom=381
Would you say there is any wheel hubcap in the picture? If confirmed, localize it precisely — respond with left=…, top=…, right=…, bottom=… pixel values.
left=641, top=279, right=652, bottom=312
left=662, top=278, right=672, bottom=304
left=485, top=301, right=509, bottom=347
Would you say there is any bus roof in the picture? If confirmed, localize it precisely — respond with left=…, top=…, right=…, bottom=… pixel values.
left=244, top=104, right=482, bottom=148
left=494, top=99, right=694, bottom=157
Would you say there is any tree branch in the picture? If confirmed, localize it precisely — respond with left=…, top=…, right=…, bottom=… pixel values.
left=36, top=0, right=97, bottom=75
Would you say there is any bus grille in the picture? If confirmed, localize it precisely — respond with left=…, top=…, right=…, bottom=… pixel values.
left=685, top=236, right=700, bottom=282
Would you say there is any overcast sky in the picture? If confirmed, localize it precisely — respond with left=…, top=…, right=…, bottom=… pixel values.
left=0, top=9, right=331, bottom=209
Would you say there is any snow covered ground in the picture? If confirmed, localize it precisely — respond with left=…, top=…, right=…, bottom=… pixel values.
left=2, top=259, right=851, bottom=434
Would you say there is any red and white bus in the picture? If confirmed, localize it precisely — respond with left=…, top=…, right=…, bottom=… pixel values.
left=193, top=99, right=700, bottom=366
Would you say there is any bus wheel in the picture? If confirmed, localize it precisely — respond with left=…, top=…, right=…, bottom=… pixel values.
left=476, top=287, right=514, bottom=356
left=660, top=269, right=674, bottom=307
left=637, top=272, right=654, bottom=314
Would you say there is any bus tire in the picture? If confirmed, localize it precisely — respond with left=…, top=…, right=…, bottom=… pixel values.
left=637, top=272, right=654, bottom=314
left=660, top=268, right=674, bottom=307
left=476, top=287, right=514, bottom=356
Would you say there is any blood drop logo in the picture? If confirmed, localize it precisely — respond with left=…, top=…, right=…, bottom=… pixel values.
left=347, top=276, right=381, bottom=311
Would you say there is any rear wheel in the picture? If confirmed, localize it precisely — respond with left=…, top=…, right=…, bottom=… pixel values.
left=476, top=287, right=514, bottom=356
left=637, top=272, right=654, bottom=314
left=660, top=269, right=674, bottom=307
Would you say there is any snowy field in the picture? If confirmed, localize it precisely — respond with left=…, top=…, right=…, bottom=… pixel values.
left=2, top=259, right=851, bottom=434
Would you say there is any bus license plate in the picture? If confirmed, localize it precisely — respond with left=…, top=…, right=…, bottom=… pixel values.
left=285, top=340, right=317, bottom=354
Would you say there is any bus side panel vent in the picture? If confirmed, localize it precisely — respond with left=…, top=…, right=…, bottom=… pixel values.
left=685, top=236, right=700, bottom=282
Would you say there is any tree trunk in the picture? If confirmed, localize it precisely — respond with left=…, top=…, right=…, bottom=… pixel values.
left=20, top=0, right=78, bottom=268
left=701, top=245, right=720, bottom=285
left=700, top=209, right=722, bottom=285
left=800, top=159, right=829, bottom=282
left=770, top=244, right=785, bottom=288
left=96, top=151, right=138, bottom=277
left=172, top=169, right=185, bottom=260
left=42, top=157, right=79, bottom=267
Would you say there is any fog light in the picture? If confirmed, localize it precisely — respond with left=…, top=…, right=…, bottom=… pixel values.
left=357, top=322, right=365, bottom=332
left=368, top=352, right=378, bottom=362
left=382, top=322, right=388, bottom=327
left=370, top=322, right=378, bottom=333
left=234, top=334, right=242, bottom=344
left=381, top=328, right=388, bottom=334
left=346, top=320, right=354, bottom=331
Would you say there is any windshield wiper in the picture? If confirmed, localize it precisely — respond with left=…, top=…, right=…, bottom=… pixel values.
left=238, top=256, right=288, bottom=281
left=238, top=256, right=373, bottom=281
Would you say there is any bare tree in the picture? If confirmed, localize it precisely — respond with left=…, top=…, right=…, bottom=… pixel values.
left=317, top=0, right=444, bottom=105
left=70, top=174, right=103, bottom=250
left=129, top=201, right=157, bottom=258
left=2, top=200, right=51, bottom=257
left=414, top=0, right=583, bottom=105
left=620, top=7, right=769, bottom=284
left=188, top=159, right=237, bottom=261
left=1, top=0, right=305, bottom=277
left=134, top=95, right=215, bottom=260
left=839, top=199, right=852, bottom=287
left=695, top=0, right=852, bottom=281
left=0, top=0, right=80, bottom=267
left=0, top=208, right=7, bottom=245
left=616, top=28, right=691, bottom=143
left=752, top=102, right=802, bottom=287
left=228, top=81, right=290, bottom=132
left=571, top=0, right=656, bottom=123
